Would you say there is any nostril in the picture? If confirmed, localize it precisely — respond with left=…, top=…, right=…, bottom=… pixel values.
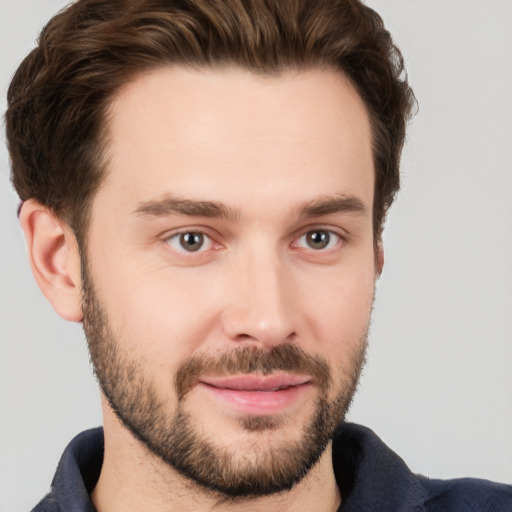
left=234, top=333, right=253, bottom=341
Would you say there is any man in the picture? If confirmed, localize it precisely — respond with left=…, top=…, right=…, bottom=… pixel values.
left=3, top=0, right=511, bottom=511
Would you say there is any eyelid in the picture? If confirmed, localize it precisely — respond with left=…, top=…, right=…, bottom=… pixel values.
left=161, top=224, right=217, bottom=240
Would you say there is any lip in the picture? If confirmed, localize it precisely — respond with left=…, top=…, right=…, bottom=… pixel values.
left=200, top=374, right=311, bottom=391
left=196, top=374, right=313, bottom=415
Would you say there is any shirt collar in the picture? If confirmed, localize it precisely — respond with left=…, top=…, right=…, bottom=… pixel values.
left=35, top=423, right=428, bottom=511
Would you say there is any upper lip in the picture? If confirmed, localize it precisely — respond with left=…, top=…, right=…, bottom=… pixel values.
left=198, top=374, right=312, bottom=392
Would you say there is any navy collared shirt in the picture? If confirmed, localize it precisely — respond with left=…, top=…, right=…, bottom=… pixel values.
left=32, top=423, right=512, bottom=511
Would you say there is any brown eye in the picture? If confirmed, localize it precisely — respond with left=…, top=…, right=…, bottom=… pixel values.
left=294, top=230, right=340, bottom=251
left=306, top=231, right=330, bottom=249
left=166, top=232, right=212, bottom=253
left=180, top=232, right=204, bottom=251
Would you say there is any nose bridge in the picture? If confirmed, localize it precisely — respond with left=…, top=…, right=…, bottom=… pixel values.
left=223, top=240, right=296, bottom=346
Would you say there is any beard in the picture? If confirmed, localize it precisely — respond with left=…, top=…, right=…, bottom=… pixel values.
left=81, top=261, right=368, bottom=499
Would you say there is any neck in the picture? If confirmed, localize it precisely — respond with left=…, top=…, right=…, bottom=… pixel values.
left=91, top=406, right=341, bottom=512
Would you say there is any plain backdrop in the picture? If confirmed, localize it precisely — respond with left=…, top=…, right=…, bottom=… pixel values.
left=1, top=1, right=511, bottom=510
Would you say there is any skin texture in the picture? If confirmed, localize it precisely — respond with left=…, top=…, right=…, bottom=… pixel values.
left=20, top=67, right=381, bottom=512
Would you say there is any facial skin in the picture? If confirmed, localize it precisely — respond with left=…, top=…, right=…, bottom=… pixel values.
left=23, top=66, right=380, bottom=512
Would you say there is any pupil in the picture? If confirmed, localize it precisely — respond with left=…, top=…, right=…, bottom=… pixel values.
left=308, top=231, right=329, bottom=249
left=180, top=233, right=203, bottom=251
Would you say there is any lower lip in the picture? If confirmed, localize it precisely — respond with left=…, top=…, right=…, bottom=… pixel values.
left=197, top=382, right=313, bottom=415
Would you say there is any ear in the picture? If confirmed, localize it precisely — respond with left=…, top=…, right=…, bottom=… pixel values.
left=375, top=242, right=384, bottom=278
left=19, top=200, right=83, bottom=322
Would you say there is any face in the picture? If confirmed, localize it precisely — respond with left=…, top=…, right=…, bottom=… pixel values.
left=81, top=67, right=377, bottom=497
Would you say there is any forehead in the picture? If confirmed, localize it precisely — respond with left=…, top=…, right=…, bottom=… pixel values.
left=99, top=66, right=374, bottom=215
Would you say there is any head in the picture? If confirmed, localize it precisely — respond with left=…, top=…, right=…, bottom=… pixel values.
left=6, top=0, right=415, bottom=500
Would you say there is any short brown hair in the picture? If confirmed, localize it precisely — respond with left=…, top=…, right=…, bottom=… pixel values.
left=6, top=0, right=415, bottom=245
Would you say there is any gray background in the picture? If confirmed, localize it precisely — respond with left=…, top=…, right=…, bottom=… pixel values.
left=1, top=1, right=511, bottom=510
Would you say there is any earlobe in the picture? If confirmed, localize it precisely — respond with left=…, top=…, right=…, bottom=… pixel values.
left=19, top=200, right=83, bottom=322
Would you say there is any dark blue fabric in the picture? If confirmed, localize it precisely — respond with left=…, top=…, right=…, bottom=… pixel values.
left=32, top=429, right=103, bottom=512
left=331, top=424, right=512, bottom=511
left=32, top=423, right=512, bottom=511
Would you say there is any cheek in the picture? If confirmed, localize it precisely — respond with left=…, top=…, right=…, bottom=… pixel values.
left=298, top=262, right=375, bottom=358
left=96, top=263, right=221, bottom=368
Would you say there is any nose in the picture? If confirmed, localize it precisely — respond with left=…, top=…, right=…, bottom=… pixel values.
left=222, top=248, right=297, bottom=348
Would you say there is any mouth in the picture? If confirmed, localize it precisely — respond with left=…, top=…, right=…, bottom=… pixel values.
left=200, top=374, right=311, bottom=391
left=196, top=374, right=313, bottom=414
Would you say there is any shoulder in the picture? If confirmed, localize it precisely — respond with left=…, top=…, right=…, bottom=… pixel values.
left=419, top=475, right=512, bottom=512
left=31, top=495, right=61, bottom=512
left=332, top=423, right=512, bottom=512
left=30, top=428, right=103, bottom=512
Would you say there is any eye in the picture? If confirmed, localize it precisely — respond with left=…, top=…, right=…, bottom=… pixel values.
left=295, top=230, right=341, bottom=251
left=165, top=231, right=213, bottom=253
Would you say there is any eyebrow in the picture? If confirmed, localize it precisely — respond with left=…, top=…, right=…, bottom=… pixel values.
left=132, top=193, right=367, bottom=223
left=133, top=196, right=240, bottom=222
left=299, top=194, right=367, bottom=218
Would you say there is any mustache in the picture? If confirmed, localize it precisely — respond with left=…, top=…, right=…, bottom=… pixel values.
left=174, top=344, right=332, bottom=400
